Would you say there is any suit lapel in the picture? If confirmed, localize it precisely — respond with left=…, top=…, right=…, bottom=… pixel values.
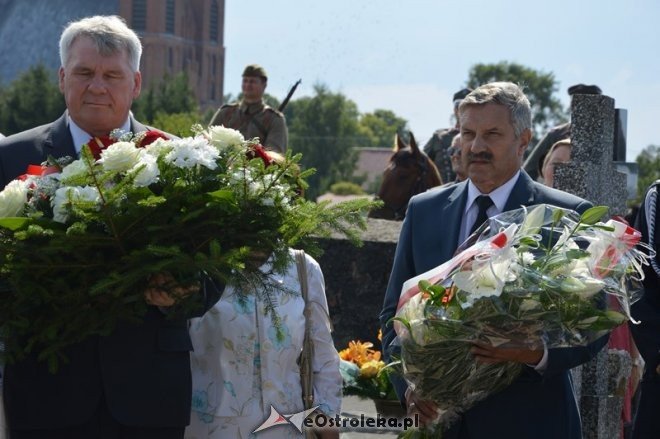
left=44, top=112, right=76, bottom=159
left=40, top=113, right=150, bottom=161
left=445, top=182, right=469, bottom=254
left=504, top=171, right=537, bottom=211
left=421, top=182, right=469, bottom=265
left=130, top=116, right=148, bottom=134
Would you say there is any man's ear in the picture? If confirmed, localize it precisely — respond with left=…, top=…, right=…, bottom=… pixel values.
left=58, top=67, right=66, bottom=93
left=518, top=128, right=532, bottom=155
left=133, top=71, right=142, bottom=99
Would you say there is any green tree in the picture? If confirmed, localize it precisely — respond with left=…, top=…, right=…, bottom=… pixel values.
left=0, top=64, right=65, bottom=135
left=329, top=181, right=366, bottom=195
left=358, top=109, right=409, bottom=148
left=132, top=72, right=198, bottom=123
left=152, top=112, right=202, bottom=137
left=636, top=144, right=660, bottom=198
left=466, top=61, right=566, bottom=141
left=284, top=84, right=360, bottom=200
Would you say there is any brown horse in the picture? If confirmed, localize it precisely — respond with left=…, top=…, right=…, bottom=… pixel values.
left=369, top=133, right=443, bottom=220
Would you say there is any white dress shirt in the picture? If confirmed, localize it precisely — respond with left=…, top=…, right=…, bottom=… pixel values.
left=458, top=170, right=521, bottom=245
left=67, top=115, right=131, bottom=155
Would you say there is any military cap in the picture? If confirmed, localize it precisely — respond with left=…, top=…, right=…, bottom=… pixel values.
left=453, top=88, right=473, bottom=102
left=567, top=84, right=602, bottom=95
left=243, top=64, right=268, bottom=80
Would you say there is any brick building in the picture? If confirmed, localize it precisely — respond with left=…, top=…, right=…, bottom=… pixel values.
left=0, top=0, right=225, bottom=110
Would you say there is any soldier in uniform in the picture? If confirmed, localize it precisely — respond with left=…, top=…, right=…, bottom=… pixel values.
left=422, top=87, right=472, bottom=183
left=209, top=64, right=288, bottom=153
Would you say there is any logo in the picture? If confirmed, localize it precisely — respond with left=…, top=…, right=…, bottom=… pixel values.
left=252, top=405, right=319, bottom=434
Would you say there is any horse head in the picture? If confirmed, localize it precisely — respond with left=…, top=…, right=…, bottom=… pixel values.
left=369, top=132, right=443, bottom=220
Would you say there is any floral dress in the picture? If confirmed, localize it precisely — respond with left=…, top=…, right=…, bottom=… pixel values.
left=185, top=250, right=341, bottom=439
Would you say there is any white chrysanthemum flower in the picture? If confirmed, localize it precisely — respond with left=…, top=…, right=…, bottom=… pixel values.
left=59, top=159, right=89, bottom=182
left=0, top=179, right=28, bottom=217
left=144, top=137, right=173, bottom=158
left=207, top=125, right=245, bottom=150
left=165, top=137, right=219, bottom=170
left=130, top=153, right=160, bottom=187
left=98, top=141, right=142, bottom=172
left=51, top=186, right=101, bottom=223
left=520, top=251, right=535, bottom=266
left=248, top=180, right=261, bottom=195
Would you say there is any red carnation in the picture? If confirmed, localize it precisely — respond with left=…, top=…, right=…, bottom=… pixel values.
left=137, top=130, right=169, bottom=148
left=87, top=136, right=116, bottom=160
left=248, top=144, right=274, bottom=166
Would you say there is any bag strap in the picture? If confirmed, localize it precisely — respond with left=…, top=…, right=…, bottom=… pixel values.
left=295, top=250, right=315, bottom=410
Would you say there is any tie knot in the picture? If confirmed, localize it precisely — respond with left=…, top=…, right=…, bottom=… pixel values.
left=475, top=195, right=493, bottom=211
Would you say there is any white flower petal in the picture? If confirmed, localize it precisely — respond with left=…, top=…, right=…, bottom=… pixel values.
left=0, top=179, right=28, bottom=217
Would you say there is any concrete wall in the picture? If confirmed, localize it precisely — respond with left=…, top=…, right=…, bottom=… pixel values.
left=313, top=218, right=401, bottom=350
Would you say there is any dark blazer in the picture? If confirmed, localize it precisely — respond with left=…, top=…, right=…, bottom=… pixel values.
left=0, top=113, right=222, bottom=430
left=630, top=183, right=660, bottom=439
left=380, top=171, right=607, bottom=439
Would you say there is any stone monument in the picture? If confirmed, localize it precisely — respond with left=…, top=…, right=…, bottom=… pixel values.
left=553, top=93, right=631, bottom=439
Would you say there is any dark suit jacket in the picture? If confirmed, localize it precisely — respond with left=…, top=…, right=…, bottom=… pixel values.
left=380, top=171, right=607, bottom=439
left=0, top=113, right=221, bottom=429
left=630, top=183, right=660, bottom=439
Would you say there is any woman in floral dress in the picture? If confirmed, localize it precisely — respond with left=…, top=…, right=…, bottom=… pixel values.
left=185, top=249, right=341, bottom=439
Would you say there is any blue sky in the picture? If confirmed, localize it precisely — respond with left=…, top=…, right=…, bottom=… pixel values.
left=224, top=0, right=660, bottom=160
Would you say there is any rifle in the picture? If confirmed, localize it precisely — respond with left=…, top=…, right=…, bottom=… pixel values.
left=278, top=79, right=302, bottom=112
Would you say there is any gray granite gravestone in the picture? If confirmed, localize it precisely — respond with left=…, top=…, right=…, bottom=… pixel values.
left=553, top=93, right=630, bottom=439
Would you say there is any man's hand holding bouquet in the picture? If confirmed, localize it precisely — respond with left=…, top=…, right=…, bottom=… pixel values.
left=392, top=204, right=650, bottom=436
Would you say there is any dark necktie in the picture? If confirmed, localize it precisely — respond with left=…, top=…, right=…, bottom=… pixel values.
left=469, top=195, right=494, bottom=235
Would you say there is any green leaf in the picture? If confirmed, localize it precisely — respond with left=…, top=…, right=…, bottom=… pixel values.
left=580, top=206, right=609, bottom=225
left=418, top=279, right=432, bottom=292
left=552, top=208, right=565, bottom=223
left=518, top=236, right=539, bottom=247
left=207, top=189, right=236, bottom=202
left=0, top=217, right=31, bottom=231
left=565, top=249, right=590, bottom=260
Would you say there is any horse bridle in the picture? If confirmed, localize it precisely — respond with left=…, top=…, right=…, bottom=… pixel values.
left=378, top=156, right=431, bottom=220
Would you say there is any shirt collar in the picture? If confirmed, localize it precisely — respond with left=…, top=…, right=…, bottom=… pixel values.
left=240, top=99, right=265, bottom=114
left=465, top=170, right=521, bottom=214
left=67, top=115, right=131, bottom=155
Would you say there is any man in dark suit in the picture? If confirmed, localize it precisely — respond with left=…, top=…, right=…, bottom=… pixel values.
left=380, top=82, right=607, bottom=439
left=0, top=16, right=220, bottom=439
left=630, top=181, right=660, bottom=439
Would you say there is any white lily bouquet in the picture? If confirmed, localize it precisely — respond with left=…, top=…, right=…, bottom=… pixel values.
left=393, top=204, right=648, bottom=433
left=0, top=125, right=374, bottom=370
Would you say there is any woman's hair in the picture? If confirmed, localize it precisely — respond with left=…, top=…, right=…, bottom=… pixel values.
left=59, top=15, right=143, bottom=72
left=541, top=138, right=572, bottom=177
left=459, top=82, right=532, bottom=138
